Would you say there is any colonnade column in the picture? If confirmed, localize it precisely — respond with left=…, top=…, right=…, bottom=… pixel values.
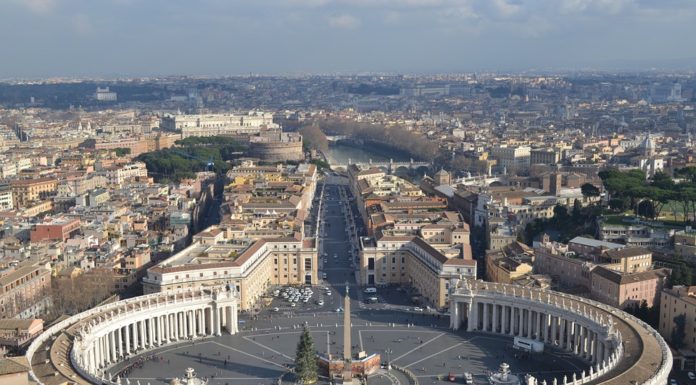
left=518, top=307, right=524, bottom=336
left=589, top=331, right=596, bottom=362
left=216, top=307, right=222, bottom=335
left=96, top=337, right=103, bottom=368
left=158, top=316, right=163, bottom=344
left=140, top=319, right=146, bottom=348
left=109, top=331, right=116, bottom=363
left=133, top=322, right=139, bottom=351
left=492, top=304, right=499, bottom=333
left=482, top=303, right=489, bottom=332
left=125, top=324, right=131, bottom=354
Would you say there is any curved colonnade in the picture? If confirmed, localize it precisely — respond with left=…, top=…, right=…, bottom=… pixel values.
left=26, top=280, right=672, bottom=385
left=449, top=279, right=671, bottom=385
left=26, top=288, right=238, bottom=385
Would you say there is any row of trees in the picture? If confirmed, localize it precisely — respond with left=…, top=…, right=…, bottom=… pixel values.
left=299, top=124, right=329, bottom=153
left=44, top=270, right=117, bottom=321
left=599, top=167, right=696, bottom=222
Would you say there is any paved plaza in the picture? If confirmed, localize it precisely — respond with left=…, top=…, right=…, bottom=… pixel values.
left=110, top=308, right=588, bottom=385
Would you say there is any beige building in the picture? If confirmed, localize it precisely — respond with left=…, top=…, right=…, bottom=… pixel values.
left=660, top=286, right=696, bottom=353
left=10, top=178, right=57, bottom=208
left=161, top=112, right=278, bottom=138
left=143, top=237, right=317, bottom=310
left=530, top=148, right=561, bottom=165
left=534, top=238, right=592, bottom=290
left=0, top=261, right=52, bottom=319
left=359, top=236, right=475, bottom=310
left=490, top=145, right=531, bottom=173
left=485, top=241, right=534, bottom=284
left=590, top=266, right=669, bottom=309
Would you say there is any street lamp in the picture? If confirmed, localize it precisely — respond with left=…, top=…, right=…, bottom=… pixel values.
left=385, top=348, right=392, bottom=370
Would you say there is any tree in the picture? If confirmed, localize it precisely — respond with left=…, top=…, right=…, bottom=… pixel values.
left=552, top=204, right=568, bottom=221
left=572, top=199, right=582, bottom=221
left=114, top=147, right=131, bottom=157
left=671, top=314, right=687, bottom=349
left=608, top=197, right=627, bottom=212
left=581, top=183, right=600, bottom=198
left=294, top=325, right=318, bottom=384
left=671, top=260, right=693, bottom=286
left=636, top=199, right=656, bottom=219
left=299, top=124, right=329, bottom=153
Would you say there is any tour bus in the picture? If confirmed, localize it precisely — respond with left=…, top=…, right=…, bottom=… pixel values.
left=513, top=336, right=544, bottom=353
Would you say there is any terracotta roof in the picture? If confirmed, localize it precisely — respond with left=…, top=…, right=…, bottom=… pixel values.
left=0, top=356, right=30, bottom=375
left=592, top=266, right=669, bottom=285
left=444, top=257, right=476, bottom=266
left=410, top=237, right=448, bottom=263
left=604, top=247, right=651, bottom=259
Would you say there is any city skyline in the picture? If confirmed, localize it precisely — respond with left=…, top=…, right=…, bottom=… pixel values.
left=2, top=0, right=696, bottom=78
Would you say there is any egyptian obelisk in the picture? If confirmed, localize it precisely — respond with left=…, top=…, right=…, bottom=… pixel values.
left=343, top=282, right=351, bottom=360
left=342, top=282, right=353, bottom=382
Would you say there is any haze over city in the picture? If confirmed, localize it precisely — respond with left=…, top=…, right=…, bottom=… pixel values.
left=2, top=1, right=696, bottom=385
left=3, top=0, right=696, bottom=78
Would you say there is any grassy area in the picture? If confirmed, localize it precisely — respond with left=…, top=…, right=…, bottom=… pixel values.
left=601, top=215, right=634, bottom=226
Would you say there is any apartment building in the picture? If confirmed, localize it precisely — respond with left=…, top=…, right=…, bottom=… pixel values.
left=0, top=261, right=52, bottom=319
left=100, top=162, right=149, bottom=185
left=659, top=286, right=696, bottom=352
left=0, top=183, right=13, bottom=211
left=10, top=178, right=57, bottom=208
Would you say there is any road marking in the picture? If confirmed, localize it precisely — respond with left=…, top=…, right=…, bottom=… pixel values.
left=326, top=330, right=331, bottom=357
left=391, top=332, right=444, bottom=362
left=242, top=336, right=293, bottom=361
left=403, top=342, right=462, bottom=368
left=210, top=341, right=288, bottom=369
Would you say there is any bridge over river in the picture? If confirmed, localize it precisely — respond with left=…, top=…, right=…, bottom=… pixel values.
left=329, top=157, right=431, bottom=172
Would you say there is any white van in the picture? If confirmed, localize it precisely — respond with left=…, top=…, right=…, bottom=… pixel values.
left=363, top=287, right=377, bottom=294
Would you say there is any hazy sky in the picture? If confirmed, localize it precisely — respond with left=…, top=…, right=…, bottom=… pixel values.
left=2, top=0, right=695, bottom=78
